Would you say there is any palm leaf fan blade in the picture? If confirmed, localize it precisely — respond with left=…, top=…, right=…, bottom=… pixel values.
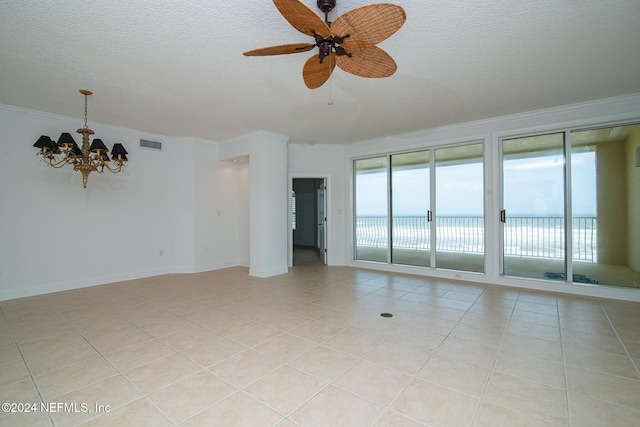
left=303, top=53, right=336, bottom=89
left=273, top=0, right=331, bottom=38
left=335, top=46, right=396, bottom=78
left=243, top=43, right=315, bottom=56
left=331, top=4, right=406, bottom=52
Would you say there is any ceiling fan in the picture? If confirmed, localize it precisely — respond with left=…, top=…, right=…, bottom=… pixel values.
left=243, top=0, right=406, bottom=89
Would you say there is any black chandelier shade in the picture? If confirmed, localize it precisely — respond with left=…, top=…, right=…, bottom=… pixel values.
left=34, top=133, right=128, bottom=161
left=89, top=138, right=108, bottom=154
left=110, top=143, right=129, bottom=161
left=33, top=135, right=57, bottom=151
left=57, top=133, right=78, bottom=149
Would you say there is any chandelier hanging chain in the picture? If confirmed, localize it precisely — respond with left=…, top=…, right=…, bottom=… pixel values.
left=84, top=92, right=88, bottom=129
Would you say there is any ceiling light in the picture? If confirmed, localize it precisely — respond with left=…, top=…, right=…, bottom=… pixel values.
left=32, top=90, right=128, bottom=188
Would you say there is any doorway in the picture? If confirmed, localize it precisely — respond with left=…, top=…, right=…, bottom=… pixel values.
left=291, top=178, right=327, bottom=266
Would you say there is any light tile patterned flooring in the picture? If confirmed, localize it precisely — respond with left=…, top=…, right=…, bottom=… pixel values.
left=1, top=265, right=640, bottom=426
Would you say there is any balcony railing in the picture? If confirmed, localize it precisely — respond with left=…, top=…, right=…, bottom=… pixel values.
left=356, top=215, right=597, bottom=262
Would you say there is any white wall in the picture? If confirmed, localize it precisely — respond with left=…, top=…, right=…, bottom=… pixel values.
left=219, top=131, right=289, bottom=278
left=0, top=105, right=239, bottom=300
left=288, top=144, right=346, bottom=266
left=166, top=137, right=196, bottom=272
left=250, top=137, right=288, bottom=277
left=193, top=140, right=241, bottom=272
left=238, top=162, right=250, bottom=267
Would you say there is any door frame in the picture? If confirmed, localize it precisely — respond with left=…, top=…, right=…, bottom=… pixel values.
left=288, top=173, right=331, bottom=267
left=317, top=180, right=327, bottom=264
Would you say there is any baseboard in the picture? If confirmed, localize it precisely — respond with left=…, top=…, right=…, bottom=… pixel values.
left=249, top=266, right=289, bottom=278
left=0, top=268, right=168, bottom=302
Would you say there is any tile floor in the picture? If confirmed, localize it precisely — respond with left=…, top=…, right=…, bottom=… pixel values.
left=1, top=265, right=640, bottom=426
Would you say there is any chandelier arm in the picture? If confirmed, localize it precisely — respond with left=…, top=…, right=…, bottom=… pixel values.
left=102, top=162, right=126, bottom=173
left=87, top=155, right=110, bottom=172
left=42, top=156, right=74, bottom=168
left=86, top=156, right=100, bottom=168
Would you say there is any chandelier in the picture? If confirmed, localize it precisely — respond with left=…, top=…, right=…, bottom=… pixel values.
left=33, top=89, right=128, bottom=188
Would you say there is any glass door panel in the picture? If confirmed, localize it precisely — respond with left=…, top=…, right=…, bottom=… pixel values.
left=355, top=157, right=388, bottom=262
left=502, top=133, right=566, bottom=280
left=571, top=124, right=640, bottom=287
left=435, top=143, right=484, bottom=273
left=391, top=151, right=430, bottom=266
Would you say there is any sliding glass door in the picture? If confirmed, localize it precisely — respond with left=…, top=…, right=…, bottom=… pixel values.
left=391, top=151, right=430, bottom=266
left=501, top=125, right=640, bottom=288
left=570, top=124, right=640, bottom=287
left=501, top=133, right=566, bottom=281
left=354, top=142, right=484, bottom=273
left=435, top=144, right=485, bottom=273
left=354, top=157, right=388, bottom=262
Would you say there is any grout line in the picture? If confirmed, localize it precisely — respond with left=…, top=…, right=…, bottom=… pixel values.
left=68, top=322, right=177, bottom=426
left=600, top=304, right=640, bottom=381
left=1, top=306, right=55, bottom=427
left=559, top=296, right=573, bottom=427
left=468, top=289, right=519, bottom=427
left=178, top=389, right=246, bottom=426
left=373, top=290, right=480, bottom=426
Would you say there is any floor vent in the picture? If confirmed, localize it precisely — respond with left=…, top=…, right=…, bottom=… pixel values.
left=140, top=139, right=162, bottom=150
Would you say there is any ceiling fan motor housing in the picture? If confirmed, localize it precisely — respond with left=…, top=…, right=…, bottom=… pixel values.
left=317, top=0, right=336, bottom=12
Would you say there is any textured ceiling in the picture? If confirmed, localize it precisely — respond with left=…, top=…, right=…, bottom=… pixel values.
left=1, top=0, right=639, bottom=145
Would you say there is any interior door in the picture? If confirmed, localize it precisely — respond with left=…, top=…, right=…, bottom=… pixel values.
left=317, top=179, right=327, bottom=264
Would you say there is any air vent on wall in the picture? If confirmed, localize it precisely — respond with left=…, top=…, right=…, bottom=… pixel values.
left=140, top=139, right=162, bottom=150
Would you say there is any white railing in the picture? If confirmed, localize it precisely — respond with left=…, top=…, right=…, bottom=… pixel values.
left=356, top=215, right=597, bottom=262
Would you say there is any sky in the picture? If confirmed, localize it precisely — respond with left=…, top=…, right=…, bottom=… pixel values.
left=356, top=152, right=596, bottom=217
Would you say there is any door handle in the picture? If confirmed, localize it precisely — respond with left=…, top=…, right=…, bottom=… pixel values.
left=500, top=210, right=506, bottom=223
left=427, top=210, right=433, bottom=222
